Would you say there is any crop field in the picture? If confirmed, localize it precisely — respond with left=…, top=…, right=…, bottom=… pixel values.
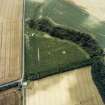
left=25, top=0, right=105, bottom=104
left=25, top=27, right=89, bottom=79
left=1, top=0, right=105, bottom=105
left=25, top=0, right=104, bottom=80
left=25, top=0, right=105, bottom=49
left=25, top=0, right=105, bottom=80
left=0, top=89, right=21, bottom=105
left=0, top=0, right=23, bottom=84
left=26, top=66, right=104, bottom=105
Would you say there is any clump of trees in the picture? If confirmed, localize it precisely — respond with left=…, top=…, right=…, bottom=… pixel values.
left=26, top=19, right=105, bottom=102
left=92, top=58, right=105, bottom=103
left=27, top=18, right=103, bottom=57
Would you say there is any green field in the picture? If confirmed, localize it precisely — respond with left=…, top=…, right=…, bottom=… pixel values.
left=25, top=27, right=89, bottom=78
left=25, top=0, right=104, bottom=80
left=25, top=0, right=105, bottom=48
left=24, top=0, right=105, bottom=101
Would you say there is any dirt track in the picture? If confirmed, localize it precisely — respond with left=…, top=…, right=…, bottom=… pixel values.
left=26, top=66, right=104, bottom=105
left=0, top=0, right=23, bottom=84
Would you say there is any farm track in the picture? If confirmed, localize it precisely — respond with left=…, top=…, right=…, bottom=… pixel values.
left=0, top=0, right=23, bottom=84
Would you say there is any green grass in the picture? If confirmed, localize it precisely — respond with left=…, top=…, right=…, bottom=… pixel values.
left=25, top=0, right=105, bottom=49
left=25, top=28, right=89, bottom=75
left=25, top=0, right=104, bottom=79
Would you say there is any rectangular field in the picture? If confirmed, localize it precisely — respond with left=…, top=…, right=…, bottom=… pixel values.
left=0, top=89, right=21, bottom=105
left=0, top=0, right=23, bottom=84
left=26, top=66, right=104, bottom=105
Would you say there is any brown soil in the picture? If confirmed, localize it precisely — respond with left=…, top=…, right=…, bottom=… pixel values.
left=0, top=0, right=23, bottom=84
left=0, top=89, right=21, bottom=105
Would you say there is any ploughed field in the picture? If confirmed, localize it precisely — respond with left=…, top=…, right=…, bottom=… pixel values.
left=0, top=0, right=23, bottom=105
left=0, top=0, right=23, bottom=84
left=0, top=89, right=21, bottom=105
